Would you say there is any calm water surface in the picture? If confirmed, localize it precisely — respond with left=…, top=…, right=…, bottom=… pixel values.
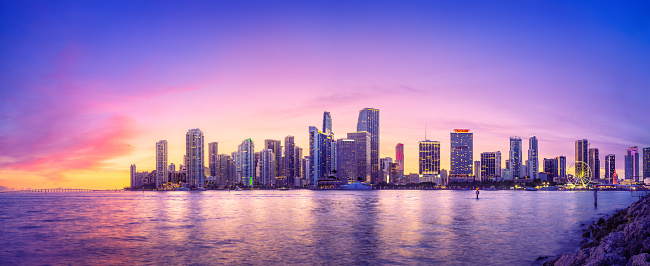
left=0, top=190, right=640, bottom=265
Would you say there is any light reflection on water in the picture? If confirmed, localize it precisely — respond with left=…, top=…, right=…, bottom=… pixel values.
left=0, top=190, right=639, bottom=265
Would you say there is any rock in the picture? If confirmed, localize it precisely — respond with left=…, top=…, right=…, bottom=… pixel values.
left=626, top=253, right=650, bottom=266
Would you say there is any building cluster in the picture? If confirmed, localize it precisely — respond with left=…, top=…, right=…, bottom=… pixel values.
left=130, top=108, right=650, bottom=189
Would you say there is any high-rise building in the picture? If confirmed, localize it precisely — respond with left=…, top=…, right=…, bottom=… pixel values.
left=208, top=142, right=218, bottom=177
left=480, top=151, right=501, bottom=181
left=357, top=108, right=380, bottom=184
left=474, top=161, right=481, bottom=181
left=588, top=148, right=600, bottom=181
left=543, top=158, right=557, bottom=179
left=130, top=164, right=136, bottom=188
left=625, top=146, right=639, bottom=182
left=215, top=154, right=235, bottom=187
left=294, top=146, right=303, bottom=184
left=323, top=111, right=333, bottom=135
left=265, top=139, right=282, bottom=180
left=155, top=140, right=168, bottom=189
left=528, top=136, right=538, bottom=179
left=419, top=140, right=440, bottom=175
left=643, top=147, right=650, bottom=179
left=509, top=137, right=522, bottom=179
left=605, top=154, right=615, bottom=183
left=337, top=139, right=356, bottom=183
left=185, top=129, right=205, bottom=188
left=309, top=126, right=333, bottom=185
left=237, top=138, right=255, bottom=186
left=284, top=136, right=295, bottom=187
left=348, top=131, right=371, bottom=182
left=258, top=149, right=276, bottom=186
left=556, top=156, right=566, bottom=178
left=575, top=139, right=589, bottom=179
left=380, top=157, right=393, bottom=183
left=450, top=129, right=473, bottom=177
left=395, top=143, right=405, bottom=181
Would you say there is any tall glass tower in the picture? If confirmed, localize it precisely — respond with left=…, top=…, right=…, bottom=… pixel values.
left=575, top=139, right=589, bottom=179
left=185, top=129, right=205, bottom=188
left=450, top=129, right=473, bottom=177
left=605, top=154, right=615, bottom=183
left=396, top=143, right=404, bottom=182
left=284, top=136, right=295, bottom=187
left=156, top=140, right=168, bottom=189
left=644, top=147, right=650, bottom=180
left=208, top=142, right=218, bottom=177
left=509, top=137, right=522, bottom=179
left=589, top=148, right=600, bottom=181
left=528, top=136, right=538, bottom=179
left=237, top=138, right=255, bottom=186
left=625, top=146, right=639, bottom=182
left=357, top=108, right=380, bottom=184
left=347, top=132, right=371, bottom=182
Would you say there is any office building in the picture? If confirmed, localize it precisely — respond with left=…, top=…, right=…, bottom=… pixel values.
left=130, top=164, right=136, bottom=188
left=644, top=147, right=650, bottom=180
left=419, top=140, right=441, bottom=175
left=357, top=108, right=380, bottom=184
left=265, top=139, right=282, bottom=180
left=185, top=129, right=205, bottom=188
left=258, top=149, right=276, bottom=186
left=480, top=151, right=501, bottom=181
left=509, top=137, right=522, bottom=179
left=474, top=161, right=481, bottom=181
left=625, top=146, right=639, bottom=182
left=348, top=131, right=371, bottom=183
left=208, top=142, right=218, bottom=177
left=556, top=156, right=566, bottom=178
left=605, top=154, right=615, bottom=183
left=396, top=143, right=404, bottom=182
left=450, top=129, right=473, bottom=177
left=337, top=139, right=356, bottom=183
left=380, top=157, right=393, bottom=183
left=155, top=140, right=168, bottom=189
left=575, top=139, right=589, bottom=179
left=284, top=136, right=295, bottom=187
left=294, top=146, right=303, bottom=184
left=309, top=126, right=333, bottom=185
left=237, top=138, right=255, bottom=186
left=528, top=136, right=538, bottom=179
left=588, top=148, right=600, bottom=181
left=543, top=158, right=557, bottom=179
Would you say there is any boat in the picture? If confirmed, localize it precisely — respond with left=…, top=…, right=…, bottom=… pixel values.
left=176, top=187, right=190, bottom=191
left=234, top=187, right=243, bottom=191
left=340, top=182, right=372, bottom=190
left=197, top=187, right=207, bottom=191
left=540, top=186, right=558, bottom=191
left=525, top=187, right=538, bottom=191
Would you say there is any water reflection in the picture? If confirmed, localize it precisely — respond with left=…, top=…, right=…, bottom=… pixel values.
left=0, top=190, right=640, bottom=265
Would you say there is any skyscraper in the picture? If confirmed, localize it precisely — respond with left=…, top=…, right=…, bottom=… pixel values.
left=323, top=111, right=332, bottom=135
left=419, top=140, right=440, bottom=175
left=474, top=161, right=481, bottom=181
left=357, top=108, right=380, bottom=184
left=294, top=146, right=303, bottom=185
left=309, top=126, right=333, bottom=185
left=588, top=148, right=600, bottom=181
left=348, top=131, right=371, bottom=182
left=509, top=137, right=522, bottom=179
left=380, top=157, right=393, bottom=183
left=450, top=129, right=473, bottom=177
left=556, top=156, right=566, bottom=178
left=155, top=140, right=168, bottom=189
left=575, top=139, right=589, bottom=179
left=237, top=138, right=255, bottom=186
left=543, top=158, right=557, bottom=179
left=625, top=146, right=639, bottom=182
left=265, top=139, right=282, bottom=180
left=216, top=154, right=235, bottom=187
left=336, top=139, right=356, bottom=183
left=480, top=151, right=501, bottom=181
left=605, top=154, right=615, bottom=183
left=395, top=143, right=404, bottom=181
left=284, top=136, right=295, bottom=187
left=130, top=164, right=136, bottom=188
left=643, top=147, right=650, bottom=179
left=208, top=142, right=218, bottom=177
left=185, top=129, right=205, bottom=188
left=258, top=149, right=276, bottom=186
left=528, top=136, right=538, bottom=179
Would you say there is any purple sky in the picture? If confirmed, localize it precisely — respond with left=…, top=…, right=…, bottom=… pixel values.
left=1, top=0, right=649, bottom=189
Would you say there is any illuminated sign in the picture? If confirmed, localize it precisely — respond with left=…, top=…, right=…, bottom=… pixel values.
left=454, top=129, right=470, bottom=133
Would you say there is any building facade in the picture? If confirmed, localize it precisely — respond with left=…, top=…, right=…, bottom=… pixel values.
left=528, top=136, right=538, bottom=179
left=480, top=151, right=501, bottom=181
left=258, top=149, right=276, bottom=186
left=208, top=142, right=218, bottom=177
left=625, top=146, right=639, bottom=182
left=419, top=140, right=441, bottom=175
left=347, top=131, right=371, bottom=183
left=450, top=129, right=473, bottom=177
left=605, top=154, right=615, bottom=183
left=509, top=137, right=522, bottom=179
left=575, top=139, right=589, bottom=179
left=356, top=108, right=380, bottom=184
left=185, top=129, right=205, bottom=188
left=588, top=148, right=600, bottom=181
left=396, top=143, right=404, bottom=182
left=155, top=140, right=168, bottom=189
left=237, top=138, right=255, bottom=186
left=644, top=147, right=650, bottom=180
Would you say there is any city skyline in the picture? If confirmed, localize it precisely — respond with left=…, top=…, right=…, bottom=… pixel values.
left=1, top=1, right=649, bottom=189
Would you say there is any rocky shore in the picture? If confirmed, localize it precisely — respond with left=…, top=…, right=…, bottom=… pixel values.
left=545, top=194, right=650, bottom=266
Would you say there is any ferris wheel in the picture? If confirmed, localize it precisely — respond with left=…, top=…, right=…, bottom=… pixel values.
left=567, top=161, right=591, bottom=188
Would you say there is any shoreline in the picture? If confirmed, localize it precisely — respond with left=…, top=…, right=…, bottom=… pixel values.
left=544, top=194, right=650, bottom=265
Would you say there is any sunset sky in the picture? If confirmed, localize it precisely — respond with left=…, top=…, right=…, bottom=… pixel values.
left=1, top=0, right=649, bottom=189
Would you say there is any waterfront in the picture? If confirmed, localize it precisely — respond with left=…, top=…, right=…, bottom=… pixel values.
left=0, top=190, right=641, bottom=265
